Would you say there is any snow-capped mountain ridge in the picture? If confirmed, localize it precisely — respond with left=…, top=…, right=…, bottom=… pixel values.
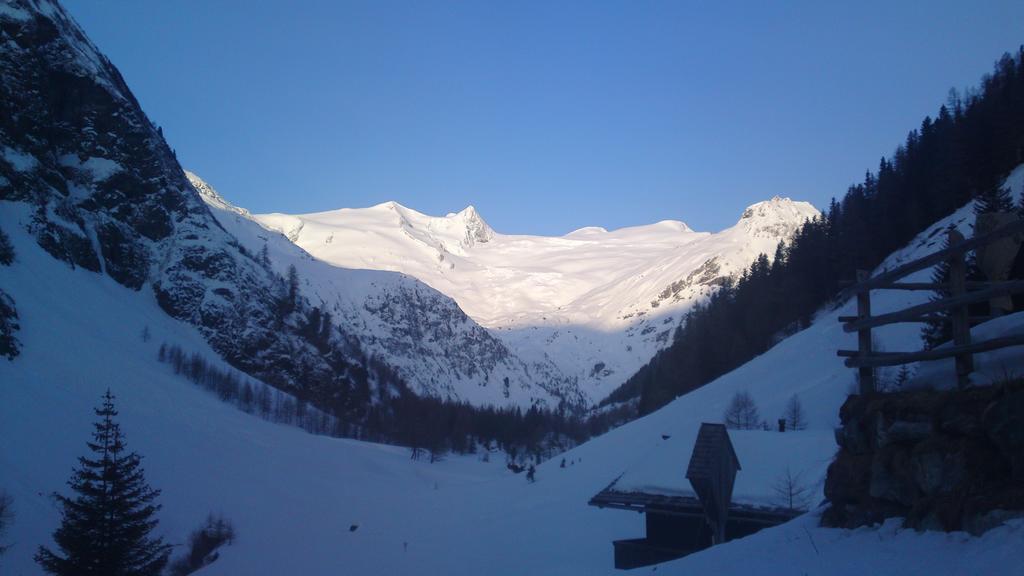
left=256, top=196, right=816, bottom=327
left=252, top=190, right=819, bottom=402
left=185, top=169, right=250, bottom=218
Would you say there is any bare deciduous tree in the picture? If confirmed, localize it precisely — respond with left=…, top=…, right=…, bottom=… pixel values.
left=783, top=394, right=807, bottom=431
left=772, top=467, right=813, bottom=512
left=723, top=391, right=761, bottom=430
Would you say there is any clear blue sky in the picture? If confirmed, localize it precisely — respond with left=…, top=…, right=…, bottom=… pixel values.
left=63, top=1, right=1024, bottom=235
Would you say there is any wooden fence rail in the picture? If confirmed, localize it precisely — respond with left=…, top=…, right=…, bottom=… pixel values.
left=837, top=219, right=1024, bottom=393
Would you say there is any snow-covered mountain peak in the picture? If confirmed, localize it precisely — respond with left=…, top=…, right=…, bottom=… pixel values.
left=735, top=196, right=819, bottom=239
left=450, top=204, right=493, bottom=246
left=564, top=225, right=610, bottom=237
left=738, top=195, right=816, bottom=222
left=185, top=170, right=250, bottom=218
left=653, top=219, right=693, bottom=233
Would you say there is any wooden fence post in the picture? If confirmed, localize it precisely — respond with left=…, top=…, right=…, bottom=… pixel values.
left=947, top=230, right=973, bottom=388
left=856, top=269, right=874, bottom=394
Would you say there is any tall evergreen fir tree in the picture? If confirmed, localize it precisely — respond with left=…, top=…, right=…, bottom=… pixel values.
left=920, top=227, right=968, bottom=350
left=35, top=390, right=171, bottom=576
left=921, top=255, right=952, bottom=349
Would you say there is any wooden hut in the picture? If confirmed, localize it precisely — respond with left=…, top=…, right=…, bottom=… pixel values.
left=588, top=423, right=801, bottom=570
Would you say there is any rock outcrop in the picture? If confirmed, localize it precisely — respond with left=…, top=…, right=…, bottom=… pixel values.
left=823, top=382, right=1024, bottom=533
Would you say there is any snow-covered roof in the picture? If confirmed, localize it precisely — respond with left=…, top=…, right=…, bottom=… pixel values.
left=604, top=426, right=837, bottom=508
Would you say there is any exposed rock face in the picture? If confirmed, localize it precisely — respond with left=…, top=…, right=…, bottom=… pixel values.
left=0, top=0, right=370, bottom=408
left=651, top=257, right=730, bottom=308
left=982, top=389, right=1024, bottom=481
left=823, top=383, right=1024, bottom=534
left=456, top=205, right=493, bottom=247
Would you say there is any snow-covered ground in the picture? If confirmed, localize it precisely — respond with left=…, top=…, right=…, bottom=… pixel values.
left=250, top=187, right=818, bottom=402
left=3, top=171, right=1023, bottom=575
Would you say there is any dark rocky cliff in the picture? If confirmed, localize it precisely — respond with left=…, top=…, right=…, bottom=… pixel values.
left=823, top=382, right=1024, bottom=534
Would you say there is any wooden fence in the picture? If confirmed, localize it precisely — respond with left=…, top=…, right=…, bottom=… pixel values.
left=837, top=217, right=1024, bottom=393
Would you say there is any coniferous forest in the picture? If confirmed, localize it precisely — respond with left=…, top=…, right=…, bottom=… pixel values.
left=606, top=48, right=1024, bottom=416
left=158, top=341, right=628, bottom=465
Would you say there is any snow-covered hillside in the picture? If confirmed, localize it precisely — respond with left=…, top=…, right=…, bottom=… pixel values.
left=187, top=172, right=574, bottom=407
left=4, top=166, right=1022, bottom=575
left=255, top=195, right=818, bottom=401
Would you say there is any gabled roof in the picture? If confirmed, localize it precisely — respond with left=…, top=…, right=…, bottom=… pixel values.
left=587, top=487, right=799, bottom=524
left=685, top=423, right=741, bottom=481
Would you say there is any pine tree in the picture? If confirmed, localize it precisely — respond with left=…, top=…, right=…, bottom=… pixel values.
left=974, top=185, right=1014, bottom=215
left=921, top=229, right=955, bottom=349
left=287, top=264, right=300, bottom=311
left=258, top=243, right=270, bottom=268
left=894, top=364, right=912, bottom=390
left=0, top=226, right=13, bottom=266
left=36, top=390, right=171, bottom=576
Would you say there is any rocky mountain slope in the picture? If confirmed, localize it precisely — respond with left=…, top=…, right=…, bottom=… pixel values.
left=0, top=0, right=573, bottom=410
left=187, top=172, right=574, bottom=406
left=255, top=195, right=818, bottom=401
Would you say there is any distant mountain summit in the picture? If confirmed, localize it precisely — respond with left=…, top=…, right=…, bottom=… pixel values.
left=737, top=196, right=818, bottom=239
left=252, top=193, right=819, bottom=402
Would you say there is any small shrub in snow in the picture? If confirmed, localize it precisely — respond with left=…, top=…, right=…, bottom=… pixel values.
left=167, top=515, right=236, bottom=576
